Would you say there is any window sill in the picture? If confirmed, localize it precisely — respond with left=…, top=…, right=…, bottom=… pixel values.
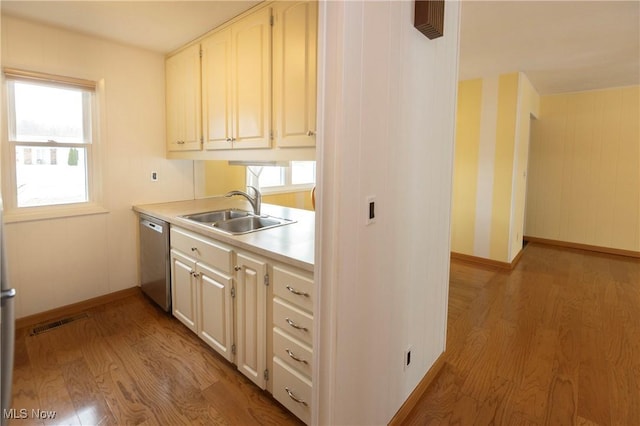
left=259, top=184, right=315, bottom=196
left=3, top=203, right=109, bottom=224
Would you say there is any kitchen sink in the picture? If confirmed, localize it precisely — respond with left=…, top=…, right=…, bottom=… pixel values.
left=180, top=209, right=250, bottom=225
left=213, top=216, right=294, bottom=234
left=180, top=209, right=295, bottom=235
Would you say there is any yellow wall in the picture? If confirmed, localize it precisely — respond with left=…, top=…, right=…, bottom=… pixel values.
left=509, top=74, right=540, bottom=260
left=263, top=190, right=314, bottom=211
left=451, top=79, right=482, bottom=255
left=525, top=86, right=640, bottom=252
left=203, top=161, right=245, bottom=196
left=451, top=72, right=540, bottom=263
left=489, top=73, right=520, bottom=260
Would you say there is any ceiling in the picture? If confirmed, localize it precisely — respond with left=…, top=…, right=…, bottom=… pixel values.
left=1, top=1, right=638, bottom=95
left=0, top=1, right=261, bottom=54
left=460, top=1, right=640, bottom=94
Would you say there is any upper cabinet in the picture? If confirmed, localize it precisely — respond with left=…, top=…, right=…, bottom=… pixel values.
left=203, top=8, right=272, bottom=151
left=272, top=1, right=317, bottom=148
left=165, top=1, right=317, bottom=161
left=166, top=44, right=202, bottom=151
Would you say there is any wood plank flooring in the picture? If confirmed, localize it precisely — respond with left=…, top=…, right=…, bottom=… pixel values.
left=10, top=242, right=639, bottom=425
left=404, top=242, right=640, bottom=425
left=10, top=293, right=302, bottom=426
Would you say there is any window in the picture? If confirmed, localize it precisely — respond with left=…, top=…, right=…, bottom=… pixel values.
left=246, top=161, right=316, bottom=193
left=3, top=69, right=103, bottom=217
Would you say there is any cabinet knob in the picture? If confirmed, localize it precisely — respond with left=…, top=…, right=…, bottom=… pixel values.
left=306, top=130, right=315, bottom=137
left=177, top=140, right=185, bottom=144
left=226, top=137, right=232, bottom=143
left=234, top=265, right=242, bottom=272
left=191, top=247, right=198, bottom=252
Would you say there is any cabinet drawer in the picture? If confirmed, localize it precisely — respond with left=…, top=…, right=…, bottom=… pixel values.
left=273, top=357, right=312, bottom=425
left=273, top=265, right=313, bottom=312
left=273, top=327, right=312, bottom=378
left=273, top=297, right=313, bottom=346
left=171, top=227, right=233, bottom=273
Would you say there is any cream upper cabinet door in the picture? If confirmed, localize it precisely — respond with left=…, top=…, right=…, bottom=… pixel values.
left=202, top=28, right=233, bottom=150
left=272, top=1, right=317, bottom=148
left=231, top=6, right=272, bottom=150
left=235, top=251, right=268, bottom=389
left=166, top=44, right=202, bottom=152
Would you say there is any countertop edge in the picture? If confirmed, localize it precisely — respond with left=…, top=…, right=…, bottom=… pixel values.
left=133, top=198, right=315, bottom=273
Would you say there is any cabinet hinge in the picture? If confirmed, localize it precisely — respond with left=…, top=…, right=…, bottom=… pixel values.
left=231, top=287, right=236, bottom=298
left=270, top=130, right=274, bottom=140
left=231, top=344, right=236, bottom=355
left=264, top=369, right=269, bottom=381
left=264, top=273, right=269, bottom=286
left=200, top=136, right=203, bottom=144
left=270, top=15, right=274, bottom=26
left=199, top=48, right=203, bottom=58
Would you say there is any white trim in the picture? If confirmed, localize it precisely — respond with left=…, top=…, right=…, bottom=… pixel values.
left=3, top=202, right=108, bottom=223
left=258, top=183, right=315, bottom=195
left=2, top=73, right=106, bottom=218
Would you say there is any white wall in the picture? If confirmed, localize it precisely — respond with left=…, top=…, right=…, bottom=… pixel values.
left=1, top=16, right=194, bottom=318
left=315, top=1, right=460, bottom=423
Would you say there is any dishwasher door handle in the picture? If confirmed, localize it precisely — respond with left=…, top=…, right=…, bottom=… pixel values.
left=141, top=219, right=163, bottom=234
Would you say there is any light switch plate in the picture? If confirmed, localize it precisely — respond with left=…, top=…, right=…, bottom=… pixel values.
left=366, top=195, right=376, bottom=225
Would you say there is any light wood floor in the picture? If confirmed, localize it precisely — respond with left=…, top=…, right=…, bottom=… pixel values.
left=10, top=242, right=639, bottom=425
left=11, top=293, right=302, bottom=425
left=404, top=242, right=640, bottom=425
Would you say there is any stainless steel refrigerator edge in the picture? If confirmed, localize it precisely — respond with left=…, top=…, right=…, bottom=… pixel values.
left=1, top=198, right=17, bottom=426
left=139, top=214, right=171, bottom=312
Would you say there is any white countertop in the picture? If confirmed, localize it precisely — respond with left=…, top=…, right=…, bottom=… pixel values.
left=133, top=197, right=315, bottom=272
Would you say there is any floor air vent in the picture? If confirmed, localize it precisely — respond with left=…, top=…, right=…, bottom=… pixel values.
left=30, top=313, right=90, bottom=336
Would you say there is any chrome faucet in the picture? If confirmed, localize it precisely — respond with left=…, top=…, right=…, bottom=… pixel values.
left=225, top=186, right=262, bottom=216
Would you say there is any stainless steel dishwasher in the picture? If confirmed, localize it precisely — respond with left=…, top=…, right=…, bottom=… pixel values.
left=139, top=214, right=171, bottom=312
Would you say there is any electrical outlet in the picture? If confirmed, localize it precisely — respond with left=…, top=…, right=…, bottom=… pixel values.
left=366, top=195, right=376, bottom=225
left=151, top=171, right=158, bottom=181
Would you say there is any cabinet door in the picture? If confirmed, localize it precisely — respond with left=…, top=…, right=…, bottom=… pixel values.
left=272, top=1, right=317, bottom=148
left=197, top=262, right=234, bottom=362
left=231, top=6, right=272, bottom=149
left=170, top=250, right=197, bottom=332
left=202, top=28, right=234, bottom=151
left=235, top=252, right=267, bottom=389
left=166, top=44, right=202, bottom=152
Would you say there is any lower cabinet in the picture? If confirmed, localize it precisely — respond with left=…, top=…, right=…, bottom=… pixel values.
left=271, top=265, right=314, bottom=424
left=197, top=262, right=234, bottom=363
left=169, top=226, right=313, bottom=424
left=235, top=251, right=268, bottom=389
left=170, top=249, right=198, bottom=333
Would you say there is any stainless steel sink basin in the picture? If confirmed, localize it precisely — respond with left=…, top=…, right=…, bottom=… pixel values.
left=213, top=215, right=295, bottom=235
left=180, top=209, right=295, bottom=235
left=180, top=209, right=250, bottom=225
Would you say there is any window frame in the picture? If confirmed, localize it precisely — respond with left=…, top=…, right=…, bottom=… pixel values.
left=2, top=69, right=107, bottom=222
left=246, top=162, right=316, bottom=195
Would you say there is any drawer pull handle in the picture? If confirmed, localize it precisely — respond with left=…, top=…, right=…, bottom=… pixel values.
left=285, top=318, right=308, bottom=332
left=285, top=387, right=308, bottom=406
left=286, top=285, right=310, bottom=298
left=191, top=247, right=198, bottom=252
left=286, top=349, right=308, bottom=364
